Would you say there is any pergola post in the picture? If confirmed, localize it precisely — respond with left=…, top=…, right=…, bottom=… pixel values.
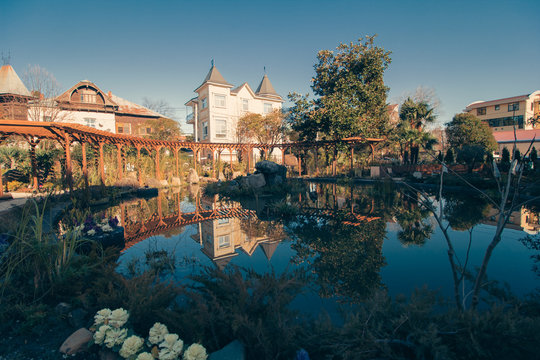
left=246, top=147, right=251, bottom=173
left=281, top=148, right=285, bottom=165
left=229, top=148, right=233, bottom=165
left=28, top=141, right=39, bottom=191
left=154, top=146, right=162, bottom=180
left=193, top=148, right=199, bottom=174
left=370, top=143, right=376, bottom=163
left=136, top=145, right=143, bottom=186
left=82, top=142, right=89, bottom=188
left=174, top=148, right=179, bottom=178
left=332, top=146, right=337, bottom=176
left=314, top=147, right=319, bottom=177
left=99, top=142, right=105, bottom=186
left=64, top=133, right=73, bottom=192
left=350, top=146, right=354, bottom=174
left=212, top=149, right=217, bottom=178
left=297, top=153, right=301, bottom=177
left=116, top=144, right=124, bottom=179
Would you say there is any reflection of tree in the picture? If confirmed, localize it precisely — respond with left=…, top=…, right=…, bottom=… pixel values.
left=290, top=215, right=386, bottom=302
left=394, top=190, right=432, bottom=246
left=444, top=193, right=490, bottom=231
left=240, top=217, right=285, bottom=241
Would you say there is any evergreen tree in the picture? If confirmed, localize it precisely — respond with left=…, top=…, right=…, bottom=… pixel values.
left=444, top=148, right=454, bottom=164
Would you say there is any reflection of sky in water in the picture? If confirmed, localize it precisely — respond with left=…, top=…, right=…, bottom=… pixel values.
left=116, top=186, right=540, bottom=317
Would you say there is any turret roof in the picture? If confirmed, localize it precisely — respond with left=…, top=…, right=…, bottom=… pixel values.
left=255, top=74, right=281, bottom=100
left=0, top=65, right=31, bottom=97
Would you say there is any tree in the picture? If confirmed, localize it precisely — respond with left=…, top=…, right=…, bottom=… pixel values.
left=142, top=97, right=176, bottom=119
left=24, top=65, right=64, bottom=122
left=236, top=110, right=286, bottom=159
left=531, top=147, right=538, bottom=170
left=456, top=145, right=486, bottom=172
left=446, top=113, right=497, bottom=153
left=144, top=118, right=182, bottom=141
left=444, top=148, right=454, bottom=164
left=288, top=36, right=391, bottom=141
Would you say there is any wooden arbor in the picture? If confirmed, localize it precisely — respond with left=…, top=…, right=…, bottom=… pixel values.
left=0, top=120, right=384, bottom=195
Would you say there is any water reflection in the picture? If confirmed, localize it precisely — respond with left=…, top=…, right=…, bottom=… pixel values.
left=105, top=182, right=540, bottom=305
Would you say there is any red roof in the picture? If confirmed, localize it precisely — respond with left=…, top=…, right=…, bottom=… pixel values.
left=493, top=129, right=540, bottom=143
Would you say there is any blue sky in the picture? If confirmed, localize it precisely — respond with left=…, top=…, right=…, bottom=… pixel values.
left=2, top=0, right=539, bottom=133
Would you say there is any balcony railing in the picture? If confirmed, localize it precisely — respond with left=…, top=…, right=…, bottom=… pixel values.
left=186, top=113, right=194, bottom=124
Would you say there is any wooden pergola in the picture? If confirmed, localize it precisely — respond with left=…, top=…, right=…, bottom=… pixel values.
left=0, top=120, right=384, bottom=195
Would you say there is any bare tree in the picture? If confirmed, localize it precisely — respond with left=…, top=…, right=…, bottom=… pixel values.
left=23, top=65, right=65, bottom=122
left=142, top=97, right=176, bottom=119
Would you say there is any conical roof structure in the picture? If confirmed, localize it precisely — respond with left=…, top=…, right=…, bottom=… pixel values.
left=255, top=74, right=281, bottom=100
left=0, top=65, right=31, bottom=97
left=260, top=241, right=279, bottom=260
left=196, top=65, right=233, bottom=91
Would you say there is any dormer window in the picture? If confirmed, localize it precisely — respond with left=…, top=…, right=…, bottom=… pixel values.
left=80, top=89, right=97, bottom=103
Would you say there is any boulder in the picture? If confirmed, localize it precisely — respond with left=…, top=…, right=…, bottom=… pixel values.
left=370, top=166, right=380, bottom=178
left=247, top=173, right=266, bottom=188
left=188, top=169, right=199, bottom=184
left=232, top=171, right=243, bottom=179
left=68, top=308, right=88, bottom=329
left=59, top=328, right=93, bottom=355
left=171, top=177, right=181, bottom=186
left=159, top=179, right=169, bottom=187
left=145, top=177, right=162, bottom=188
left=413, top=171, right=423, bottom=179
left=255, top=160, right=287, bottom=186
left=114, top=176, right=139, bottom=188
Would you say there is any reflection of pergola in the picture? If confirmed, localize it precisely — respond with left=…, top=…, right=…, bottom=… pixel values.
left=0, top=120, right=384, bottom=195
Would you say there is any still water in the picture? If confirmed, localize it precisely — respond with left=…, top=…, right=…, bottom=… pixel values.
left=99, top=182, right=539, bottom=311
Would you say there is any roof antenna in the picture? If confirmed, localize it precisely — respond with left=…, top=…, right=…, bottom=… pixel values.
left=264, top=66, right=266, bottom=75
left=1, top=51, right=11, bottom=65
left=211, top=59, right=214, bottom=67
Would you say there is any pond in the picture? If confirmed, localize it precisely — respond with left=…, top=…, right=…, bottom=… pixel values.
left=92, top=182, right=540, bottom=313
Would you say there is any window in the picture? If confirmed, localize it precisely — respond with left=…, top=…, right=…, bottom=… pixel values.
left=264, top=103, right=273, bottom=114
left=477, top=107, right=486, bottom=115
left=214, top=94, right=226, bottom=108
left=80, top=90, right=97, bottom=103
left=202, top=121, right=208, bottom=139
left=218, top=235, right=230, bottom=248
left=242, top=99, right=249, bottom=111
left=117, top=126, right=124, bottom=134
left=201, top=97, right=207, bottom=109
left=494, top=105, right=500, bottom=111
left=508, top=103, right=519, bottom=111
left=487, top=115, right=524, bottom=128
left=215, top=118, right=227, bottom=138
left=218, top=218, right=229, bottom=225
left=84, top=118, right=96, bottom=128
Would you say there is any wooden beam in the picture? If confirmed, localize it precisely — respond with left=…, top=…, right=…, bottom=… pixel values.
left=99, top=142, right=105, bottom=186
left=82, top=142, right=88, bottom=188
left=116, top=144, right=124, bottom=179
left=136, top=145, right=143, bottom=186
left=64, top=132, right=73, bottom=192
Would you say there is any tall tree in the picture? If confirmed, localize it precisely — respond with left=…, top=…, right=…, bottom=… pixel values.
left=288, top=36, right=391, bottom=141
left=142, top=97, right=176, bottom=119
left=24, top=65, right=64, bottom=122
left=236, top=109, right=286, bottom=159
left=144, top=117, right=182, bottom=141
left=446, top=113, right=497, bottom=153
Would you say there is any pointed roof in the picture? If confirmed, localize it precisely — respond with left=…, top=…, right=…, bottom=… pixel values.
left=56, top=80, right=118, bottom=108
left=0, top=65, right=31, bottom=97
left=255, top=74, right=281, bottom=100
left=195, top=65, right=233, bottom=91
left=260, top=241, right=279, bottom=260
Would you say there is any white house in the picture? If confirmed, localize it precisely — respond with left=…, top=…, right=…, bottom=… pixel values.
left=185, top=65, right=283, bottom=161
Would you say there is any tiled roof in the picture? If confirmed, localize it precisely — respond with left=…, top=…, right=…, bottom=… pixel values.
left=493, top=129, right=540, bottom=143
left=0, top=65, right=31, bottom=97
left=108, top=93, right=164, bottom=118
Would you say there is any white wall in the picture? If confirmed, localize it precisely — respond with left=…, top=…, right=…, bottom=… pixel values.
left=56, top=110, right=116, bottom=133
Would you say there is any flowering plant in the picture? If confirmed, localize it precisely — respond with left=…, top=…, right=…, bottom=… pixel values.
left=91, top=308, right=208, bottom=360
left=78, top=215, right=120, bottom=237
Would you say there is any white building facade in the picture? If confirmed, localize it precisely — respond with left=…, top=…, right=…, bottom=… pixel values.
left=185, top=65, right=283, bottom=161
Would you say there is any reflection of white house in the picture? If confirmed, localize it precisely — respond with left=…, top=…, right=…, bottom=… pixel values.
left=185, top=65, right=283, bottom=161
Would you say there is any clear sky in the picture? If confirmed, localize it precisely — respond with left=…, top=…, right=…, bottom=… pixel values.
left=2, top=0, right=539, bottom=133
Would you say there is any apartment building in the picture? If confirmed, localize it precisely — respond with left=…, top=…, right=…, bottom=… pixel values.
left=185, top=64, right=283, bottom=161
left=465, top=91, right=540, bottom=132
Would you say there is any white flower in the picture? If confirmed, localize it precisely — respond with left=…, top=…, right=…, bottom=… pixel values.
left=159, top=333, right=184, bottom=360
left=136, top=353, right=154, bottom=360
left=93, top=324, right=111, bottom=345
left=109, top=308, right=129, bottom=328
left=87, top=229, right=96, bottom=236
left=183, top=343, right=208, bottom=360
left=94, top=308, right=112, bottom=326
left=119, top=335, right=144, bottom=358
left=104, top=327, right=127, bottom=348
left=148, top=322, right=169, bottom=345
left=101, top=224, right=113, bottom=232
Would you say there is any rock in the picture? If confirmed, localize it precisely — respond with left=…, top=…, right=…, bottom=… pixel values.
left=255, top=160, right=286, bottom=176
left=218, top=171, right=226, bottom=181
left=370, top=166, right=380, bottom=178
left=247, top=173, right=266, bottom=189
left=188, top=169, right=199, bottom=184
left=159, top=179, right=169, bottom=187
left=171, top=177, right=181, bottom=186
left=232, top=171, right=243, bottom=179
left=68, top=308, right=88, bottom=329
left=59, top=328, right=93, bottom=355
left=266, top=174, right=283, bottom=186
left=145, top=177, right=162, bottom=188
left=209, top=340, right=245, bottom=360
left=114, top=176, right=139, bottom=188
left=54, top=302, right=71, bottom=316
left=412, top=171, right=423, bottom=179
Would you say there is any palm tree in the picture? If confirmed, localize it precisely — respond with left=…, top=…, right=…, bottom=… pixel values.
left=398, top=98, right=437, bottom=164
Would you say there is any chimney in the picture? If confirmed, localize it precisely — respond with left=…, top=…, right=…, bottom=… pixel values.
left=108, top=91, right=112, bottom=98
